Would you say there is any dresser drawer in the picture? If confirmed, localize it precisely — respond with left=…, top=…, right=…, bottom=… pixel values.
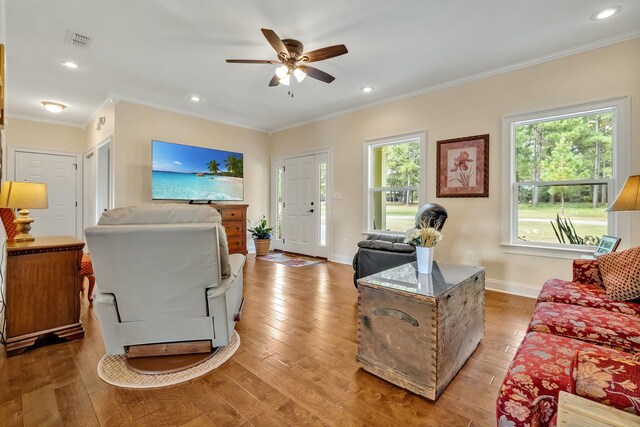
left=223, top=222, right=244, bottom=237
left=227, top=237, right=245, bottom=253
left=220, top=209, right=244, bottom=221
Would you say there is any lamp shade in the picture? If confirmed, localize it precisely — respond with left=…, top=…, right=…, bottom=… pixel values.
left=0, top=181, right=48, bottom=209
left=607, top=175, right=640, bottom=211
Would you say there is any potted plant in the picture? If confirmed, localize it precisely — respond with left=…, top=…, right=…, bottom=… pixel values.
left=248, top=216, right=273, bottom=256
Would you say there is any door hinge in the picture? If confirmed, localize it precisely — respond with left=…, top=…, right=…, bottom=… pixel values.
left=282, top=166, right=285, bottom=172
left=73, top=163, right=78, bottom=170
left=283, top=239, right=285, bottom=244
left=283, top=202, right=285, bottom=208
left=75, top=202, right=78, bottom=207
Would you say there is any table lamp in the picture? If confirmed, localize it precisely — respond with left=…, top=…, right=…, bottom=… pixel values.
left=0, top=181, right=48, bottom=241
left=607, top=175, right=640, bottom=212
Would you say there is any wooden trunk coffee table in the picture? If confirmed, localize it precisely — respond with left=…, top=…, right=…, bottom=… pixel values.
left=356, top=261, right=485, bottom=401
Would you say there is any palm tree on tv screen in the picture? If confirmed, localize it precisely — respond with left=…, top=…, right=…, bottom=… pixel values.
left=224, top=155, right=243, bottom=178
left=207, top=160, right=220, bottom=175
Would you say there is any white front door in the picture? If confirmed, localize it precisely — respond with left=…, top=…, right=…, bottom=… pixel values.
left=14, top=150, right=79, bottom=238
left=284, top=155, right=317, bottom=256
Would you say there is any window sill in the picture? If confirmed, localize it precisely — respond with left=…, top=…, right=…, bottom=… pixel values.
left=501, top=243, right=594, bottom=260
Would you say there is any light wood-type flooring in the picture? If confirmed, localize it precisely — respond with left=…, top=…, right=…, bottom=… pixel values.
left=0, top=256, right=537, bottom=426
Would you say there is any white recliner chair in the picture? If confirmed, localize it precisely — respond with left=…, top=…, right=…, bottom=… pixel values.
left=85, top=204, right=245, bottom=355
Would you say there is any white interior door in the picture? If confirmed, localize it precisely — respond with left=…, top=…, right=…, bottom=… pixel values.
left=83, top=150, right=96, bottom=228
left=14, top=151, right=79, bottom=238
left=284, top=155, right=317, bottom=256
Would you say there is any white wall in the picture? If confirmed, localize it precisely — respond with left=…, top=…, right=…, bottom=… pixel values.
left=270, top=38, right=640, bottom=295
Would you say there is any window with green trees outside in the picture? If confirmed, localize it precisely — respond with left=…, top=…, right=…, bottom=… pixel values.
left=513, top=109, right=613, bottom=247
left=367, top=136, right=421, bottom=232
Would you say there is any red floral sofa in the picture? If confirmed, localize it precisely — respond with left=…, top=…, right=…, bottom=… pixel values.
left=496, top=259, right=640, bottom=426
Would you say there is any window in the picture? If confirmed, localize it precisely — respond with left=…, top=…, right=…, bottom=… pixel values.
left=275, top=165, right=284, bottom=240
left=365, top=133, right=425, bottom=233
left=318, top=160, right=327, bottom=247
left=504, top=98, right=629, bottom=253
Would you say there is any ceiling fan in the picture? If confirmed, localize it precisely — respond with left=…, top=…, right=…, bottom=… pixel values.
left=226, top=29, right=348, bottom=88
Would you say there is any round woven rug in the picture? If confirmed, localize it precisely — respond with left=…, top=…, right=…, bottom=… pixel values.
left=97, top=332, right=240, bottom=389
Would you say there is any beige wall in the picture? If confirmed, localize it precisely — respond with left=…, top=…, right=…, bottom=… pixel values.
left=6, top=117, right=85, bottom=153
left=111, top=102, right=271, bottom=223
left=85, top=101, right=115, bottom=150
left=271, top=39, right=640, bottom=293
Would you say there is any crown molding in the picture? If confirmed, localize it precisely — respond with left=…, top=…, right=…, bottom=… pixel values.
left=82, top=95, right=119, bottom=130
left=272, top=31, right=640, bottom=133
left=6, top=113, right=84, bottom=129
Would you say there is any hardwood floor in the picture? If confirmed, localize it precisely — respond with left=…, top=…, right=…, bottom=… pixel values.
left=0, top=256, right=537, bottom=426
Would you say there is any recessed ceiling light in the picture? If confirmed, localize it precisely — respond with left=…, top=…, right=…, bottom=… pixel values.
left=61, top=61, right=79, bottom=69
left=189, top=95, right=201, bottom=102
left=361, top=85, right=374, bottom=93
left=591, top=6, right=621, bottom=20
left=42, top=101, right=66, bottom=113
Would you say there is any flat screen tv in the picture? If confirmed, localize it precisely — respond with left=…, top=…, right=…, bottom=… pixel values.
left=152, top=140, right=244, bottom=201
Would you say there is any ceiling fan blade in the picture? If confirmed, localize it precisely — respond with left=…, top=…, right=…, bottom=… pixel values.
left=298, top=65, right=335, bottom=83
left=301, top=45, right=348, bottom=63
left=268, top=74, right=280, bottom=87
left=226, top=59, right=279, bottom=64
left=261, top=28, right=289, bottom=58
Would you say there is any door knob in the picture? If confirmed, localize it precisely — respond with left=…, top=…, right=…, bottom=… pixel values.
left=308, top=209, right=314, bottom=213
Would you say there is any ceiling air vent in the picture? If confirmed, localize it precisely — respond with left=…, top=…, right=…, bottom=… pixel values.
left=64, top=30, right=92, bottom=49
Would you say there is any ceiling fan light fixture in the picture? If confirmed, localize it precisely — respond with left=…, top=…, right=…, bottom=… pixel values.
left=275, top=65, right=289, bottom=79
left=361, top=85, right=375, bottom=93
left=42, top=101, right=66, bottom=113
left=279, top=74, right=291, bottom=86
left=293, top=68, right=306, bottom=83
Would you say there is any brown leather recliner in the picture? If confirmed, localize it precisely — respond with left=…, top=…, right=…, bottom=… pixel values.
left=352, top=203, right=447, bottom=286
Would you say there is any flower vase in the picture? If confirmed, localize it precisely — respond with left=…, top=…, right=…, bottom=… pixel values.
left=416, top=246, right=434, bottom=274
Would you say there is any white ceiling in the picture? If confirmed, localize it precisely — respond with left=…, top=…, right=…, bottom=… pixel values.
left=5, top=0, right=640, bottom=132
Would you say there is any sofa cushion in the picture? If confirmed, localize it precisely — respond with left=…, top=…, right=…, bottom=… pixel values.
left=538, top=279, right=640, bottom=316
left=497, top=332, right=620, bottom=427
left=99, top=203, right=220, bottom=225
left=572, top=259, right=603, bottom=286
left=598, top=246, right=640, bottom=301
left=217, top=224, right=231, bottom=279
left=573, top=350, right=640, bottom=415
left=357, top=239, right=414, bottom=253
left=529, top=302, right=640, bottom=353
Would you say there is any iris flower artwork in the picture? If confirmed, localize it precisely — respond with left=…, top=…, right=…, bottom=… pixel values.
left=437, top=134, right=489, bottom=197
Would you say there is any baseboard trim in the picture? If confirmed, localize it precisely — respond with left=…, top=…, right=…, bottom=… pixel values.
left=485, top=278, right=540, bottom=299
left=329, top=254, right=353, bottom=265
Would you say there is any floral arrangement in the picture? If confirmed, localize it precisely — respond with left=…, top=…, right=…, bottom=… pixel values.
left=404, top=221, right=443, bottom=248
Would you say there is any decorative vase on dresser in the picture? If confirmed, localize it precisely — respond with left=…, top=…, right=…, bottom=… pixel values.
left=210, top=203, right=248, bottom=255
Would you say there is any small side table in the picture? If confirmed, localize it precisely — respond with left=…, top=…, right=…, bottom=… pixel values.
left=356, top=261, right=485, bottom=400
left=3, top=236, right=85, bottom=356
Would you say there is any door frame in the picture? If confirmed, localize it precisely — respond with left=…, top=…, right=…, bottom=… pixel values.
left=8, top=146, right=83, bottom=239
left=84, top=136, right=115, bottom=227
left=271, top=147, right=332, bottom=257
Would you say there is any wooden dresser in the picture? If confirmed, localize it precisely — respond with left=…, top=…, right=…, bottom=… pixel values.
left=4, top=236, right=85, bottom=356
left=210, top=203, right=248, bottom=255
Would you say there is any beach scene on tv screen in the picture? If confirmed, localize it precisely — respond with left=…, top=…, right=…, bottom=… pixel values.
left=152, top=141, right=243, bottom=200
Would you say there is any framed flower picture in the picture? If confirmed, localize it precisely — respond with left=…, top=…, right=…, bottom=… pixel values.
left=436, top=134, right=489, bottom=197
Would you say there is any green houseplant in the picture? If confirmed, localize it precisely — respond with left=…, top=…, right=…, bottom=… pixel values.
left=248, top=216, right=273, bottom=256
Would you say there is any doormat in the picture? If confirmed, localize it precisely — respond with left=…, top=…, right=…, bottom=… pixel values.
left=258, top=252, right=326, bottom=267
left=97, top=331, right=240, bottom=389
